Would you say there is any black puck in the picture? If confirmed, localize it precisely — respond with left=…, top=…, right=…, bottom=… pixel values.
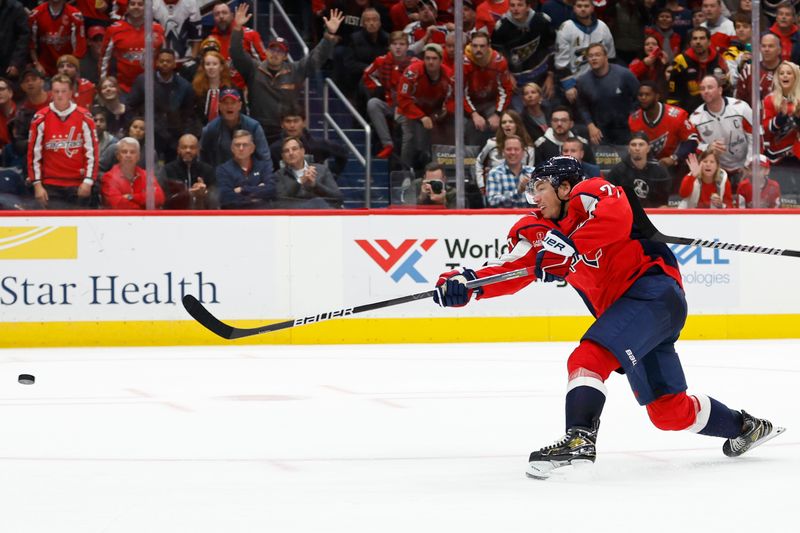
left=18, top=374, right=35, bottom=385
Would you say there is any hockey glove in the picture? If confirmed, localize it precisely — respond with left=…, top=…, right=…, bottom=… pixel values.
left=433, top=268, right=479, bottom=307
left=535, top=230, right=577, bottom=282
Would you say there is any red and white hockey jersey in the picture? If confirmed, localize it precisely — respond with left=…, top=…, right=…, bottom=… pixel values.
left=27, top=102, right=99, bottom=187
left=474, top=178, right=683, bottom=318
left=397, top=58, right=454, bottom=120
left=100, top=18, right=165, bottom=92
left=463, top=49, right=515, bottom=115
left=74, top=78, right=96, bottom=109
left=363, top=52, right=412, bottom=107
left=628, top=102, right=698, bottom=159
left=29, top=3, right=87, bottom=76
left=762, top=94, right=800, bottom=162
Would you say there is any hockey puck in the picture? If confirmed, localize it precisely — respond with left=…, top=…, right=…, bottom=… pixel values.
left=18, top=374, right=35, bottom=385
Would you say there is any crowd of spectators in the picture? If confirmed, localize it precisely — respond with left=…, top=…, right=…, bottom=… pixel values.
left=1, top=0, right=798, bottom=211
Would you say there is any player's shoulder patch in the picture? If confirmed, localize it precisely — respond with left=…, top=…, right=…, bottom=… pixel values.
left=666, top=106, right=681, bottom=117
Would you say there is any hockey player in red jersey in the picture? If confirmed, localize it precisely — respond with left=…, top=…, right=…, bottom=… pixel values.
left=27, top=74, right=99, bottom=209
left=433, top=156, right=784, bottom=479
left=99, top=0, right=165, bottom=92
left=29, top=0, right=87, bottom=77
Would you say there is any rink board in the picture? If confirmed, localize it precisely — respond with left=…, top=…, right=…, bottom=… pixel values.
left=0, top=210, right=798, bottom=347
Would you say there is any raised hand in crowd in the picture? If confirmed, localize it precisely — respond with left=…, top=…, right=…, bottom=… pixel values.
left=323, top=8, right=344, bottom=36
left=686, top=152, right=700, bottom=177
left=232, top=3, right=252, bottom=32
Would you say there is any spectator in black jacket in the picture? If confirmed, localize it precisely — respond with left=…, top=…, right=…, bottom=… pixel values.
left=341, top=7, right=389, bottom=103
left=0, top=0, right=30, bottom=80
left=606, top=132, right=673, bottom=207
left=269, top=105, right=349, bottom=178
left=161, top=133, right=217, bottom=209
left=274, top=137, right=344, bottom=209
left=127, top=48, right=200, bottom=163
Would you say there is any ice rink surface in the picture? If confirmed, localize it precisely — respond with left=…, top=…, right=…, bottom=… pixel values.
left=1, top=339, right=797, bottom=533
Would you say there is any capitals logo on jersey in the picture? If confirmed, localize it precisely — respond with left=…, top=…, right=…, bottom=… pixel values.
left=628, top=103, right=697, bottom=160
left=43, top=127, right=84, bottom=160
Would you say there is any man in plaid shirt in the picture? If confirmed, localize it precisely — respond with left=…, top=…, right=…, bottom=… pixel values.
left=485, top=135, right=534, bottom=207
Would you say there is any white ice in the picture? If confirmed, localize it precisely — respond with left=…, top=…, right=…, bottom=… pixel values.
left=1, top=339, right=797, bottom=533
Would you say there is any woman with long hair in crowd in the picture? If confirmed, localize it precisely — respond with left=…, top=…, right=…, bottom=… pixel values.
left=762, top=60, right=800, bottom=164
left=518, top=82, right=548, bottom=144
left=679, top=150, right=732, bottom=208
left=629, top=34, right=669, bottom=95
left=192, top=50, right=233, bottom=125
left=474, top=109, right=535, bottom=193
left=95, top=76, right=132, bottom=139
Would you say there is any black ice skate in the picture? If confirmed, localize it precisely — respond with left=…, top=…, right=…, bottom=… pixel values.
left=723, top=410, right=786, bottom=458
left=526, top=426, right=597, bottom=480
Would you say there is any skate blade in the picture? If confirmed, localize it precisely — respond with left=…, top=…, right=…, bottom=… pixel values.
left=747, top=426, right=786, bottom=453
left=525, top=459, right=592, bottom=480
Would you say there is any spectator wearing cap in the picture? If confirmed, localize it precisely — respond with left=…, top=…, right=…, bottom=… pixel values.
left=736, top=155, right=782, bottom=208
left=0, top=0, right=31, bottom=80
left=192, top=50, right=233, bottom=126
left=606, top=132, right=673, bottom=208
left=57, top=55, right=95, bottom=109
left=127, top=48, right=199, bottom=163
left=10, top=68, right=51, bottom=159
left=268, top=104, right=349, bottom=177
left=207, top=0, right=267, bottom=91
left=200, top=87, right=270, bottom=168
left=81, top=26, right=105, bottom=84
left=29, top=0, right=87, bottom=77
left=397, top=42, right=454, bottom=170
left=179, top=35, right=222, bottom=83
left=404, top=0, right=449, bottom=56
left=230, top=4, right=344, bottom=143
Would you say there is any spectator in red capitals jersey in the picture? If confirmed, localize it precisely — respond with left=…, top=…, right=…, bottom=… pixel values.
left=405, top=0, right=449, bottom=56
left=628, top=81, right=698, bottom=171
left=207, top=0, right=267, bottom=91
left=56, top=54, right=95, bottom=109
left=734, top=32, right=781, bottom=106
left=27, top=74, right=99, bottom=209
left=397, top=43, right=454, bottom=170
left=29, top=0, right=87, bottom=77
left=363, top=30, right=413, bottom=159
left=100, top=0, right=165, bottom=93
left=464, top=31, right=515, bottom=145
left=762, top=60, right=800, bottom=164
left=476, top=0, right=509, bottom=34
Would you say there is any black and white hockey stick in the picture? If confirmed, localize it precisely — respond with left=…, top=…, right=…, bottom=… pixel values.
left=183, top=266, right=537, bottom=340
left=622, top=187, right=800, bottom=258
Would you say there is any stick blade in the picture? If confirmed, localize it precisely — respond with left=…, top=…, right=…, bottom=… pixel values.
left=182, top=294, right=235, bottom=339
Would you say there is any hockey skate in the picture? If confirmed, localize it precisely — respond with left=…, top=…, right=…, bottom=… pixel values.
left=526, top=426, right=597, bottom=480
left=722, top=410, right=786, bottom=458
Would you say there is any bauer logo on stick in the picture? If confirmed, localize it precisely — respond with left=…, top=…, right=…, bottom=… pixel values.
left=293, top=308, right=354, bottom=327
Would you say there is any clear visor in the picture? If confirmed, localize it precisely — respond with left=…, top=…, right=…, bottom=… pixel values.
left=525, top=177, right=550, bottom=205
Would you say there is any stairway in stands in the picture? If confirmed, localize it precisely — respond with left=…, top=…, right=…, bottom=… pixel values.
left=305, top=77, right=390, bottom=209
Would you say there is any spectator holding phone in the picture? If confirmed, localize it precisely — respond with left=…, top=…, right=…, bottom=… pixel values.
left=629, top=35, right=670, bottom=94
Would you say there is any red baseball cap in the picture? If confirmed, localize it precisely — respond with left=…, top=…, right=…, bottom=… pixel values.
left=88, top=26, right=106, bottom=40
left=220, top=88, right=242, bottom=101
left=268, top=38, right=289, bottom=53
